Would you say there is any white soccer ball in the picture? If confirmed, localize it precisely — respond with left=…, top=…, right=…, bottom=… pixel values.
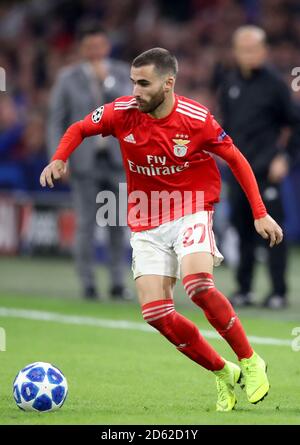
left=13, top=362, right=68, bottom=412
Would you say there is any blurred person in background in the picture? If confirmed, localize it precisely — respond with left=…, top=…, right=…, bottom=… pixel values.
left=0, top=96, right=26, bottom=190
left=47, top=22, right=133, bottom=301
left=22, top=113, right=49, bottom=191
left=0, top=98, right=48, bottom=192
left=216, top=25, right=300, bottom=309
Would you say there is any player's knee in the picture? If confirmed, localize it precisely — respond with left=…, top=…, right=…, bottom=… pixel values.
left=182, top=272, right=216, bottom=306
left=141, top=299, right=175, bottom=330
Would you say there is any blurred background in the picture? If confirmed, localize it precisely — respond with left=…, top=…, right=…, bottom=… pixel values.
left=0, top=0, right=300, bottom=308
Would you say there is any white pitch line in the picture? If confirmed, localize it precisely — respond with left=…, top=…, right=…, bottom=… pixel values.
left=0, top=307, right=292, bottom=347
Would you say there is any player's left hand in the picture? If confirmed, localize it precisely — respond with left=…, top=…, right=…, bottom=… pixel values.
left=254, top=214, right=283, bottom=247
left=40, top=160, right=67, bottom=188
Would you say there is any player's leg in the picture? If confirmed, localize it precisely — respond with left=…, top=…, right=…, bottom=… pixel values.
left=182, top=253, right=269, bottom=404
left=136, top=273, right=225, bottom=372
left=131, top=228, right=240, bottom=411
left=181, top=252, right=253, bottom=360
left=178, top=211, right=269, bottom=404
left=135, top=274, right=241, bottom=411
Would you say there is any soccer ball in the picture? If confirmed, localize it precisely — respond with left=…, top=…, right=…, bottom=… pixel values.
left=13, top=362, right=68, bottom=412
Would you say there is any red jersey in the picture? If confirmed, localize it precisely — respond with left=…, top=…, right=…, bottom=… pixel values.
left=52, top=94, right=267, bottom=231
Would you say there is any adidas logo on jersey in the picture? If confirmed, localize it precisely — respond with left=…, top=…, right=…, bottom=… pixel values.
left=124, top=133, right=136, bottom=144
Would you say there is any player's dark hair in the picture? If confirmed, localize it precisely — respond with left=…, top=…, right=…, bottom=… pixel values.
left=132, top=48, right=178, bottom=77
left=76, top=21, right=106, bottom=41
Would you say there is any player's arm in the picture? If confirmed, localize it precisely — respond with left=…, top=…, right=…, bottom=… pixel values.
left=202, top=113, right=283, bottom=247
left=40, top=104, right=114, bottom=188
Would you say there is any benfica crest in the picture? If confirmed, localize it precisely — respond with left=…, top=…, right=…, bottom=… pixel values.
left=172, top=135, right=190, bottom=157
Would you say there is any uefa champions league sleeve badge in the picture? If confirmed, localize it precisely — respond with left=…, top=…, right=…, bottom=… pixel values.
left=92, top=106, right=104, bottom=124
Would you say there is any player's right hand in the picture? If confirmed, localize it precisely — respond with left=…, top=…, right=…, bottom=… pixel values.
left=40, top=160, right=67, bottom=188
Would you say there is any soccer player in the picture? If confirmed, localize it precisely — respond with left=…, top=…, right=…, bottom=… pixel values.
left=40, top=48, right=283, bottom=412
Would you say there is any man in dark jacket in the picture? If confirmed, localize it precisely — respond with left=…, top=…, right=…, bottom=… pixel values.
left=216, top=25, right=300, bottom=309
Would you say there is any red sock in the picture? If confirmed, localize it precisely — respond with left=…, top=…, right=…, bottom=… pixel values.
left=183, top=273, right=253, bottom=360
left=142, top=299, right=224, bottom=371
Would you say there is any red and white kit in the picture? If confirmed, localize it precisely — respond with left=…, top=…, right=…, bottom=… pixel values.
left=52, top=95, right=267, bottom=278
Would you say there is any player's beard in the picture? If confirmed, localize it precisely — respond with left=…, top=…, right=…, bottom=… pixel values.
left=136, top=88, right=165, bottom=113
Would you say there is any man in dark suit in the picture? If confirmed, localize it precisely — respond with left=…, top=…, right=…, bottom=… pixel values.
left=47, top=23, right=133, bottom=300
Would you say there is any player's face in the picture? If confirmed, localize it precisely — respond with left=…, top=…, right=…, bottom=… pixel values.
left=233, top=34, right=267, bottom=71
left=80, top=34, right=111, bottom=62
left=130, top=65, right=169, bottom=113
